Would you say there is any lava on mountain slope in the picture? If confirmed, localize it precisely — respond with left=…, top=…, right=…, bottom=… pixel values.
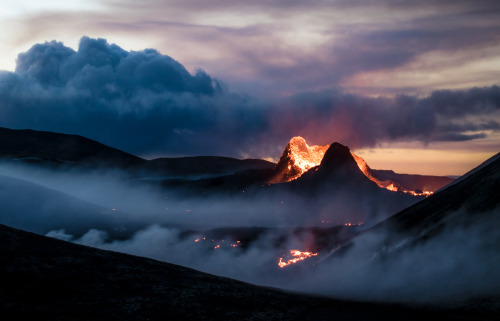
left=269, top=136, right=329, bottom=183
left=270, top=136, right=436, bottom=196
left=278, top=250, right=318, bottom=268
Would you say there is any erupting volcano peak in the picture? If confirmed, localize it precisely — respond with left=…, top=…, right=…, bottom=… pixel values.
left=269, top=136, right=329, bottom=183
left=269, top=136, right=443, bottom=195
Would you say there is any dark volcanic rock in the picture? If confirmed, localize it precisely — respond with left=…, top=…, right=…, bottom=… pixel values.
left=292, top=142, right=381, bottom=190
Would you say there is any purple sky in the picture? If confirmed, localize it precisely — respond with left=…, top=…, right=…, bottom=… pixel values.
left=0, top=0, right=499, bottom=174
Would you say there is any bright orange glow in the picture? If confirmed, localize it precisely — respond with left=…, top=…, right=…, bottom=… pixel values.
left=344, top=222, right=364, bottom=227
left=194, top=238, right=200, bottom=242
left=272, top=136, right=439, bottom=196
left=353, top=145, right=498, bottom=177
left=214, top=244, right=220, bottom=249
left=271, top=136, right=328, bottom=183
left=278, top=249, right=318, bottom=268
left=352, top=152, right=434, bottom=196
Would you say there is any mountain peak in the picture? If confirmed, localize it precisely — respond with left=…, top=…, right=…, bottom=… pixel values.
left=320, top=142, right=351, bottom=167
left=270, top=136, right=329, bottom=183
left=313, top=142, right=366, bottom=179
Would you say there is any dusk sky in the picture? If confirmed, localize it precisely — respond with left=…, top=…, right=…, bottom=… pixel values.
left=1, top=0, right=499, bottom=175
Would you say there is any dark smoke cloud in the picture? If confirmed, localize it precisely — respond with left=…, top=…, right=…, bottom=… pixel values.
left=0, top=37, right=268, bottom=156
left=0, top=37, right=499, bottom=158
left=272, top=87, right=500, bottom=148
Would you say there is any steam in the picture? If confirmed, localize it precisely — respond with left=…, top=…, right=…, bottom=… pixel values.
left=0, top=161, right=407, bottom=230
left=0, top=161, right=498, bottom=304
left=294, top=210, right=500, bottom=303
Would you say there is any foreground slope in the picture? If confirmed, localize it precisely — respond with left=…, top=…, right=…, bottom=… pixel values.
left=324, top=152, right=500, bottom=262
left=311, top=152, right=500, bottom=303
left=0, top=223, right=495, bottom=321
left=371, top=151, right=500, bottom=243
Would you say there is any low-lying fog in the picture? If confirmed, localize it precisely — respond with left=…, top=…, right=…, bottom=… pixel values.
left=1, top=162, right=498, bottom=304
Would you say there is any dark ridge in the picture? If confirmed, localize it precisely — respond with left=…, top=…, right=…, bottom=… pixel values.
left=372, top=169, right=454, bottom=193
left=146, top=156, right=274, bottom=176
left=0, top=126, right=274, bottom=176
left=0, top=127, right=144, bottom=168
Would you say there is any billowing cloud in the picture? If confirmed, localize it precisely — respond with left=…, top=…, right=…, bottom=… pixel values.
left=0, top=37, right=499, bottom=158
left=2, top=1, right=499, bottom=95
left=0, top=37, right=269, bottom=156
left=275, top=87, right=500, bottom=149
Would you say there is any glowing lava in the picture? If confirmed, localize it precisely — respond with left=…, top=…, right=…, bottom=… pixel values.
left=271, top=136, right=434, bottom=196
left=270, top=136, right=328, bottom=183
left=278, top=250, right=318, bottom=268
left=344, top=222, right=364, bottom=227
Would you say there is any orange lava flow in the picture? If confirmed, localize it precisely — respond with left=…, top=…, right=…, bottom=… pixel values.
left=278, top=250, right=318, bottom=268
left=351, top=153, right=434, bottom=196
left=344, top=222, right=364, bottom=227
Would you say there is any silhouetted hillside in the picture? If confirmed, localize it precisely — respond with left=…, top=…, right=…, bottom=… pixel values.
left=0, top=223, right=493, bottom=320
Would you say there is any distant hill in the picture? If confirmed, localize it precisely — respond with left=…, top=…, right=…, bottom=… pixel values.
left=0, top=127, right=274, bottom=176
left=371, top=169, right=454, bottom=193
left=145, top=156, right=274, bottom=177
left=0, top=127, right=145, bottom=168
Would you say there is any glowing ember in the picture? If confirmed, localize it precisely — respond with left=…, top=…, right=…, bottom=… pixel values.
left=194, top=238, right=200, bottom=242
left=278, top=250, right=318, bottom=268
left=344, top=222, right=364, bottom=226
left=214, top=245, right=220, bottom=249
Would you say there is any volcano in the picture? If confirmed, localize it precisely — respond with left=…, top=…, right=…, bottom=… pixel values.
left=270, top=136, right=329, bottom=183
left=271, top=136, right=453, bottom=195
left=290, top=141, right=383, bottom=190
